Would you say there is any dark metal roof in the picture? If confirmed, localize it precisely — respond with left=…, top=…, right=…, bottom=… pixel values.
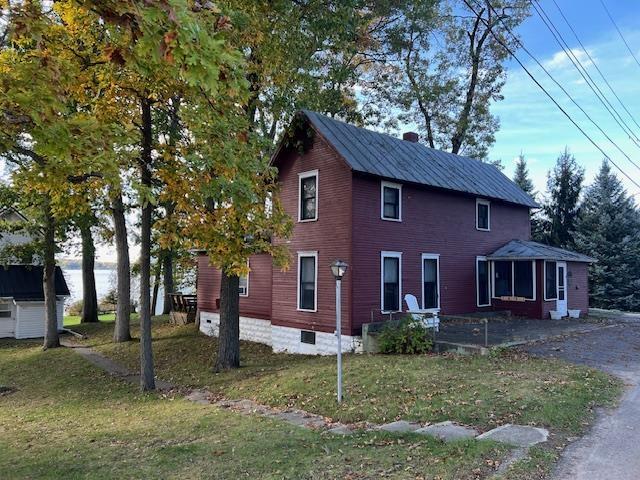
left=301, top=110, right=539, bottom=208
left=487, top=240, right=595, bottom=263
left=0, top=265, right=70, bottom=300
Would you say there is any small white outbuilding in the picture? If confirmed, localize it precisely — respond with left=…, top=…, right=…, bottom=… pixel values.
left=0, top=265, right=69, bottom=339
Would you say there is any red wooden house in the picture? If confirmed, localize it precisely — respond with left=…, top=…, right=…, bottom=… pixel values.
left=196, top=111, right=593, bottom=354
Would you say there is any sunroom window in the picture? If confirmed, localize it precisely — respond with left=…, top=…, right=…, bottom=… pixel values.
left=493, top=260, right=535, bottom=300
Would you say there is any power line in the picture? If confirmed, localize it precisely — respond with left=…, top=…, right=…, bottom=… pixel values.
left=461, top=0, right=640, bottom=190
left=599, top=0, right=640, bottom=71
left=532, top=0, right=640, bottom=150
left=550, top=0, right=640, bottom=134
left=479, top=0, right=640, bottom=175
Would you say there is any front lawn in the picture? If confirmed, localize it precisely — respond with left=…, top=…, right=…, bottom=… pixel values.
left=69, top=317, right=621, bottom=434
left=0, top=339, right=507, bottom=479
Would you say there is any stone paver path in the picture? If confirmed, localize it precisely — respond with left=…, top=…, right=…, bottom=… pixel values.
left=62, top=337, right=549, bottom=454
left=476, top=424, right=548, bottom=447
left=416, top=421, right=479, bottom=442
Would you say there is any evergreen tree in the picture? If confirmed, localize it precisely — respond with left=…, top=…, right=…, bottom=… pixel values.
left=541, top=149, right=584, bottom=248
left=513, top=153, right=535, bottom=196
left=575, top=161, right=640, bottom=311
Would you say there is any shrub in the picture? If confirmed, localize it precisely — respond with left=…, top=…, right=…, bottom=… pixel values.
left=67, top=300, right=83, bottom=316
left=98, top=288, right=118, bottom=313
left=377, top=316, right=433, bottom=354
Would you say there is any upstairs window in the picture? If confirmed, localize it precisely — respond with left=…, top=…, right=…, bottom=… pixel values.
left=476, top=199, right=490, bottom=231
left=381, top=252, right=402, bottom=312
left=298, top=170, right=318, bottom=222
left=297, top=252, right=317, bottom=311
left=381, top=181, right=402, bottom=221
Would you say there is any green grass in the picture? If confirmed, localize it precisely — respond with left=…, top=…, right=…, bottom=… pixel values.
left=69, top=317, right=622, bottom=435
left=63, top=313, right=140, bottom=327
left=61, top=317, right=624, bottom=478
left=0, top=338, right=508, bottom=479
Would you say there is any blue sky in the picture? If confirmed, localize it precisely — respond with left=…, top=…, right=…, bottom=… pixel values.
left=490, top=0, right=640, bottom=198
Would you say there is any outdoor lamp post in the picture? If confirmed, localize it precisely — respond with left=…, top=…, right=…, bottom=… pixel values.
left=330, top=260, right=348, bottom=403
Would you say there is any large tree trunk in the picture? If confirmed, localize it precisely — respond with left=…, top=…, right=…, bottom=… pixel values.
left=112, top=190, right=132, bottom=343
left=80, top=223, right=98, bottom=323
left=42, top=200, right=59, bottom=350
left=151, top=260, right=162, bottom=316
left=139, top=96, right=155, bottom=391
left=214, top=271, right=240, bottom=371
left=162, top=249, right=174, bottom=315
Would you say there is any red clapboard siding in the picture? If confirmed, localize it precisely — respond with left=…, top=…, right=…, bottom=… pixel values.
left=350, top=173, right=532, bottom=331
left=196, top=253, right=272, bottom=320
left=567, top=262, right=589, bottom=314
left=271, top=133, right=352, bottom=335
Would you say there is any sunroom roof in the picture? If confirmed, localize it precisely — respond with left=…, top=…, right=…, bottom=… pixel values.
left=488, top=240, right=595, bottom=263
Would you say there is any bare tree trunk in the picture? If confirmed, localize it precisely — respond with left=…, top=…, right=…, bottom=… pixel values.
left=112, top=190, right=131, bottom=343
left=214, top=271, right=240, bottom=371
left=162, top=250, right=174, bottom=314
left=42, top=200, right=59, bottom=350
left=151, top=259, right=161, bottom=316
left=80, top=223, right=98, bottom=323
left=139, top=96, right=155, bottom=391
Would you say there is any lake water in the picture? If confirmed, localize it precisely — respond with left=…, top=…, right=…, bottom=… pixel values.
left=63, top=269, right=167, bottom=315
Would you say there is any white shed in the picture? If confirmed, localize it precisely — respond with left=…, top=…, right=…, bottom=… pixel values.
left=0, top=265, right=69, bottom=339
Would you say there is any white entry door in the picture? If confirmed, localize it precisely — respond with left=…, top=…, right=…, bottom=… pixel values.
left=556, top=262, right=568, bottom=316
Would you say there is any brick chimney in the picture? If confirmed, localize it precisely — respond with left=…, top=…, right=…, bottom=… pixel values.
left=402, top=131, right=419, bottom=142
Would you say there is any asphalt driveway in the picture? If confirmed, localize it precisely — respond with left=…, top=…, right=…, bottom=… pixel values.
left=524, top=321, right=640, bottom=480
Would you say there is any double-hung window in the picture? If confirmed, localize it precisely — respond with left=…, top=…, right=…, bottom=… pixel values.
left=297, top=252, right=317, bottom=311
left=493, top=260, right=535, bottom=300
left=476, top=257, right=491, bottom=307
left=381, top=252, right=402, bottom=312
left=298, top=170, right=318, bottom=222
left=476, top=199, right=490, bottom=231
left=381, top=181, right=402, bottom=221
left=239, top=274, right=249, bottom=297
left=422, top=254, right=440, bottom=309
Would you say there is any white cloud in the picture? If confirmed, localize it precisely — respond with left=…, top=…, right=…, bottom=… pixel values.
left=543, top=48, right=594, bottom=71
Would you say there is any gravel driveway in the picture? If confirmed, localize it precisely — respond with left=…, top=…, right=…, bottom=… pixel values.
left=524, top=322, right=640, bottom=480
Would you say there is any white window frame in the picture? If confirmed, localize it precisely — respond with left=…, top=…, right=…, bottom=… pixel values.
left=491, top=260, right=536, bottom=301
left=239, top=261, right=249, bottom=297
left=297, top=251, right=318, bottom=312
left=421, top=253, right=441, bottom=310
left=298, top=170, right=318, bottom=222
left=544, top=260, right=558, bottom=301
left=380, top=251, right=402, bottom=313
left=381, top=181, right=402, bottom=222
left=476, top=198, right=491, bottom=231
left=476, top=256, right=491, bottom=307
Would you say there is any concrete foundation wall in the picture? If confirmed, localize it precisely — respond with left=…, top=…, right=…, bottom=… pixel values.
left=199, top=310, right=362, bottom=355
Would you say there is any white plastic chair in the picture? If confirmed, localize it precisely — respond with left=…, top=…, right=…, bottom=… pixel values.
left=404, top=294, right=440, bottom=331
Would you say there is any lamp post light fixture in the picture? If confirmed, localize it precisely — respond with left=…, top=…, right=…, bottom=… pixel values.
left=330, top=260, right=348, bottom=403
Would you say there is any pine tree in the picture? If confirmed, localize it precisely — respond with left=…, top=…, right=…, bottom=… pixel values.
left=513, top=154, right=535, bottom=196
left=541, top=149, right=585, bottom=248
left=575, top=161, right=640, bottom=311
